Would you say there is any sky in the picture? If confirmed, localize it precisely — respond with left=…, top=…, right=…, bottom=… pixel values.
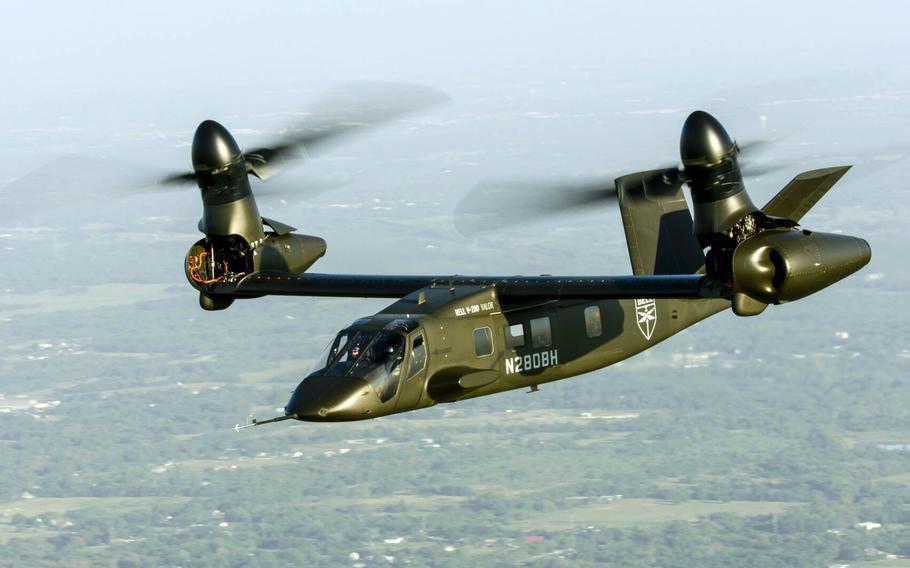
left=3, top=1, right=908, bottom=119
left=1, top=0, right=908, bottom=279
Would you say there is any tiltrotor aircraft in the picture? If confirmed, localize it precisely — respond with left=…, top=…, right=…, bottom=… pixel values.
left=164, top=100, right=871, bottom=429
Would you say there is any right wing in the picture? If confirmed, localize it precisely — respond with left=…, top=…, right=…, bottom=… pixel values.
left=761, top=166, right=851, bottom=222
left=208, top=272, right=725, bottom=301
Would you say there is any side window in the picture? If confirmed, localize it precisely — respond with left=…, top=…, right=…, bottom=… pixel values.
left=530, top=317, right=551, bottom=348
left=584, top=305, right=602, bottom=338
left=505, top=323, right=525, bottom=348
left=333, top=334, right=349, bottom=361
left=407, top=334, right=427, bottom=380
left=473, top=327, right=493, bottom=357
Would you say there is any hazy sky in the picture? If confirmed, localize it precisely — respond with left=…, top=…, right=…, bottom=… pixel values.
left=1, top=1, right=905, bottom=163
left=1, top=0, right=908, bottom=280
left=2, top=1, right=908, bottom=115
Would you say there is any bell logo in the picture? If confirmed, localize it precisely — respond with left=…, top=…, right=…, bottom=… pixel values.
left=635, top=298, right=657, bottom=340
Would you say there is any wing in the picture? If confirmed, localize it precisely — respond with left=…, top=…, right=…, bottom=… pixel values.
left=761, top=166, right=851, bottom=222
left=207, top=272, right=723, bottom=300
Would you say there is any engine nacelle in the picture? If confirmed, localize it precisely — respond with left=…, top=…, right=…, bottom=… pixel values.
left=732, top=229, right=871, bottom=308
left=256, top=233, right=327, bottom=274
left=181, top=121, right=330, bottom=311
left=185, top=232, right=327, bottom=308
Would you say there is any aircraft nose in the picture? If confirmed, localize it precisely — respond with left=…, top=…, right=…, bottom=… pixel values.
left=286, top=376, right=376, bottom=422
left=192, top=120, right=242, bottom=173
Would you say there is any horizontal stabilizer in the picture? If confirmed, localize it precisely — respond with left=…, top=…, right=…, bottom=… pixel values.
left=762, top=166, right=851, bottom=222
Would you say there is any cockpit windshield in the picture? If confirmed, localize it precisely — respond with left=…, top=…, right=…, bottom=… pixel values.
left=308, top=330, right=355, bottom=376
left=349, top=331, right=405, bottom=402
left=309, top=325, right=409, bottom=403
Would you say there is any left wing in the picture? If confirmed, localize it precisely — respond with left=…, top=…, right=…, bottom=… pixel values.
left=207, top=272, right=725, bottom=301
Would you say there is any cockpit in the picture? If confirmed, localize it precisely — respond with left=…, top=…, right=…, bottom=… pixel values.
left=306, top=317, right=420, bottom=404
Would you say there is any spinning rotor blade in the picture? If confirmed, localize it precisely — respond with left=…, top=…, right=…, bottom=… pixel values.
left=160, top=82, right=450, bottom=186
left=736, top=140, right=767, bottom=154
left=455, top=176, right=618, bottom=236
left=244, top=82, right=449, bottom=181
left=733, top=137, right=793, bottom=178
left=0, top=155, right=186, bottom=228
left=160, top=172, right=197, bottom=186
left=455, top=136, right=785, bottom=236
left=739, top=161, right=788, bottom=178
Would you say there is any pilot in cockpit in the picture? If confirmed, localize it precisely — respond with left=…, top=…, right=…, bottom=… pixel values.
left=383, top=340, right=404, bottom=375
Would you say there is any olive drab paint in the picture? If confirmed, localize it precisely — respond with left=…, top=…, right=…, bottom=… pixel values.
left=173, top=112, right=871, bottom=428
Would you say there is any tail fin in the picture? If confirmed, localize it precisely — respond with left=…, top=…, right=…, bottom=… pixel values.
left=761, top=166, right=850, bottom=221
left=615, top=169, right=705, bottom=275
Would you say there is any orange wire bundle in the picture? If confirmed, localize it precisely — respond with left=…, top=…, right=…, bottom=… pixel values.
left=187, top=250, right=227, bottom=285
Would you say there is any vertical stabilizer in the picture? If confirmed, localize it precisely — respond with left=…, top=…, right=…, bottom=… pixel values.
left=615, top=169, right=706, bottom=275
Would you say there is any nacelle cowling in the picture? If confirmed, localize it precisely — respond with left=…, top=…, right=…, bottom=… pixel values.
left=732, top=229, right=871, bottom=307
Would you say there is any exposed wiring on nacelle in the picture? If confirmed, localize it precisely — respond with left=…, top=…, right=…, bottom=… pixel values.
left=187, top=249, right=228, bottom=285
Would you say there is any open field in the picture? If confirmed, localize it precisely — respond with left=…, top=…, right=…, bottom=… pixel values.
left=0, top=496, right=191, bottom=521
left=507, top=498, right=800, bottom=530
